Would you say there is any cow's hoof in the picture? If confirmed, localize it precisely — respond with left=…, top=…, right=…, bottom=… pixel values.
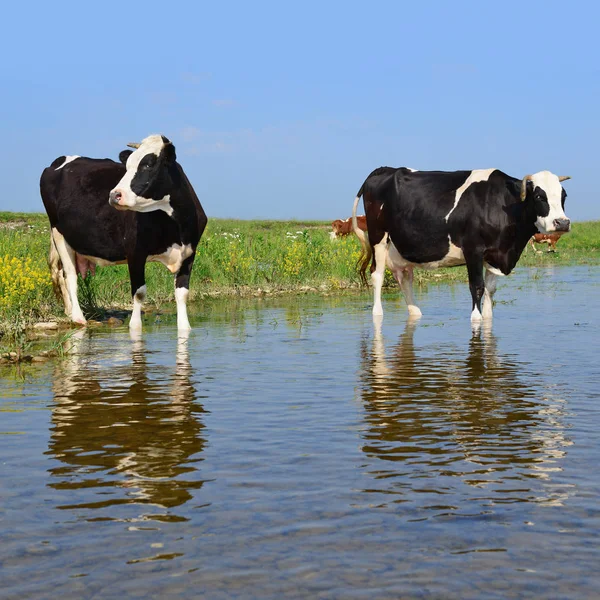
left=470, top=309, right=483, bottom=324
left=407, top=306, right=422, bottom=317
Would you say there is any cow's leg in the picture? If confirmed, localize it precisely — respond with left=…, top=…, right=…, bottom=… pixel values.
left=174, top=254, right=195, bottom=331
left=390, top=267, right=422, bottom=317
left=48, top=234, right=72, bottom=317
left=128, top=258, right=147, bottom=331
left=465, top=252, right=485, bottom=324
left=51, top=228, right=85, bottom=324
left=482, top=269, right=497, bottom=320
left=371, top=233, right=389, bottom=317
left=400, top=267, right=421, bottom=317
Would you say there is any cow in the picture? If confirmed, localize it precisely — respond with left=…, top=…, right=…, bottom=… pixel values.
left=40, top=134, right=207, bottom=331
left=330, top=215, right=367, bottom=239
left=529, top=232, right=564, bottom=253
left=352, top=167, right=571, bottom=325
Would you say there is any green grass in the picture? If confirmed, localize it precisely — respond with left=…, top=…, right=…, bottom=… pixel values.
left=0, top=212, right=599, bottom=339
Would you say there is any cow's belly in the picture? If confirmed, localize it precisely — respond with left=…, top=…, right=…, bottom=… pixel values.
left=149, top=243, right=194, bottom=274
left=81, top=255, right=127, bottom=267
left=387, top=238, right=465, bottom=270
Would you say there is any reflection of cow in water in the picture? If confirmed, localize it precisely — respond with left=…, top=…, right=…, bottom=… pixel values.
left=47, top=330, right=207, bottom=513
left=358, top=318, right=572, bottom=509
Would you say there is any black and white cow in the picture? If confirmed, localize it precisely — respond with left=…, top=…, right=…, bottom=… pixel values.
left=352, top=167, right=571, bottom=324
left=40, top=134, right=207, bottom=330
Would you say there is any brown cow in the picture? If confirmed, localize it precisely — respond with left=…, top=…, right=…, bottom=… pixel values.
left=529, top=232, right=564, bottom=253
left=331, top=215, right=367, bottom=239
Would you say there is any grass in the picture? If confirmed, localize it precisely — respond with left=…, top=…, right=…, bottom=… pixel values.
left=0, top=212, right=599, bottom=342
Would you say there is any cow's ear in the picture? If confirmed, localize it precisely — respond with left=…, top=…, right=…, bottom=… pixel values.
left=119, top=150, right=133, bottom=164
left=162, top=140, right=177, bottom=163
left=526, top=179, right=534, bottom=197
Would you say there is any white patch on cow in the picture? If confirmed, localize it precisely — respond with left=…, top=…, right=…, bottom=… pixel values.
left=55, top=155, right=80, bottom=170
left=530, top=171, right=570, bottom=233
left=149, top=243, right=193, bottom=274
left=387, top=238, right=465, bottom=271
left=122, top=195, right=173, bottom=216
left=329, top=231, right=337, bottom=240
left=175, top=287, right=191, bottom=330
left=471, top=306, right=483, bottom=323
left=51, top=228, right=86, bottom=324
left=111, top=134, right=174, bottom=215
left=129, top=285, right=146, bottom=330
left=445, top=168, right=496, bottom=222
left=483, top=262, right=505, bottom=277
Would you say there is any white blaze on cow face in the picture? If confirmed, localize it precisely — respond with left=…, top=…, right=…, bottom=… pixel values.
left=110, top=134, right=173, bottom=215
left=530, top=171, right=570, bottom=234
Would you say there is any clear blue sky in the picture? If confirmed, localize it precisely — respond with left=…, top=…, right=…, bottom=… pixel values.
left=1, top=0, right=598, bottom=221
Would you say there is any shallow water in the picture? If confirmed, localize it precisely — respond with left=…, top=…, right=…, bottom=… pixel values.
left=1, top=266, right=599, bottom=599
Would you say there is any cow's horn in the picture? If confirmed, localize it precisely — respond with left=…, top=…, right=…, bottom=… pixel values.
left=558, top=175, right=571, bottom=182
left=127, top=142, right=141, bottom=149
left=520, top=174, right=534, bottom=201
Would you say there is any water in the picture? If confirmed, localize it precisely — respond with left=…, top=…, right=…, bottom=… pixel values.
left=1, top=266, right=599, bottom=599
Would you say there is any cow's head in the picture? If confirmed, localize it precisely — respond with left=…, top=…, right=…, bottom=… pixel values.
left=331, top=220, right=343, bottom=235
left=109, top=134, right=177, bottom=214
left=520, top=171, right=571, bottom=233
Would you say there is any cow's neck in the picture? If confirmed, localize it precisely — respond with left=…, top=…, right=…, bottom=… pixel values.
left=505, top=200, right=538, bottom=272
left=165, top=172, right=199, bottom=246
left=160, top=198, right=191, bottom=245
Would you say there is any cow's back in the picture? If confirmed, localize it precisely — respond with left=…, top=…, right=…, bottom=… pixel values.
left=40, top=157, right=129, bottom=262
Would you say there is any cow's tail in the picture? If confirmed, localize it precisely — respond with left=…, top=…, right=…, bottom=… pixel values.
left=352, top=187, right=371, bottom=286
left=48, top=232, right=61, bottom=298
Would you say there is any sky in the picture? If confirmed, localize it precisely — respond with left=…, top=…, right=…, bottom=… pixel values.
left=1, top=0, right=598, bottom=221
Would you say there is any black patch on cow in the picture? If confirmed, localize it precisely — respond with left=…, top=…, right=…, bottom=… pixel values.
left=130, top=145, right=177, bottom=201
left=561, top=188, right=567, bottom=209
left=532, top=186, right=550, bottom=218
left=119, top=150, right=133, bottom=164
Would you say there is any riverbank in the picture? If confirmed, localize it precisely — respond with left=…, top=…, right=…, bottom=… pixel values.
left=1, top=211, right=599, bottom=355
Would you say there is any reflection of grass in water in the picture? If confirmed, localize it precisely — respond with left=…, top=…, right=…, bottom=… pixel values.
left=50, top=330, right=78, bottom=358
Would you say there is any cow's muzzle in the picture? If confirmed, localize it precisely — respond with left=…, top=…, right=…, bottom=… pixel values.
left=109, top=189, right=126, bottom=209
left=553, top=218, right=571, bottom=232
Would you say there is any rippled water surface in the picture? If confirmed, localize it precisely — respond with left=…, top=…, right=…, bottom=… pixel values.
left=1, top=266, right=599, bottom=599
